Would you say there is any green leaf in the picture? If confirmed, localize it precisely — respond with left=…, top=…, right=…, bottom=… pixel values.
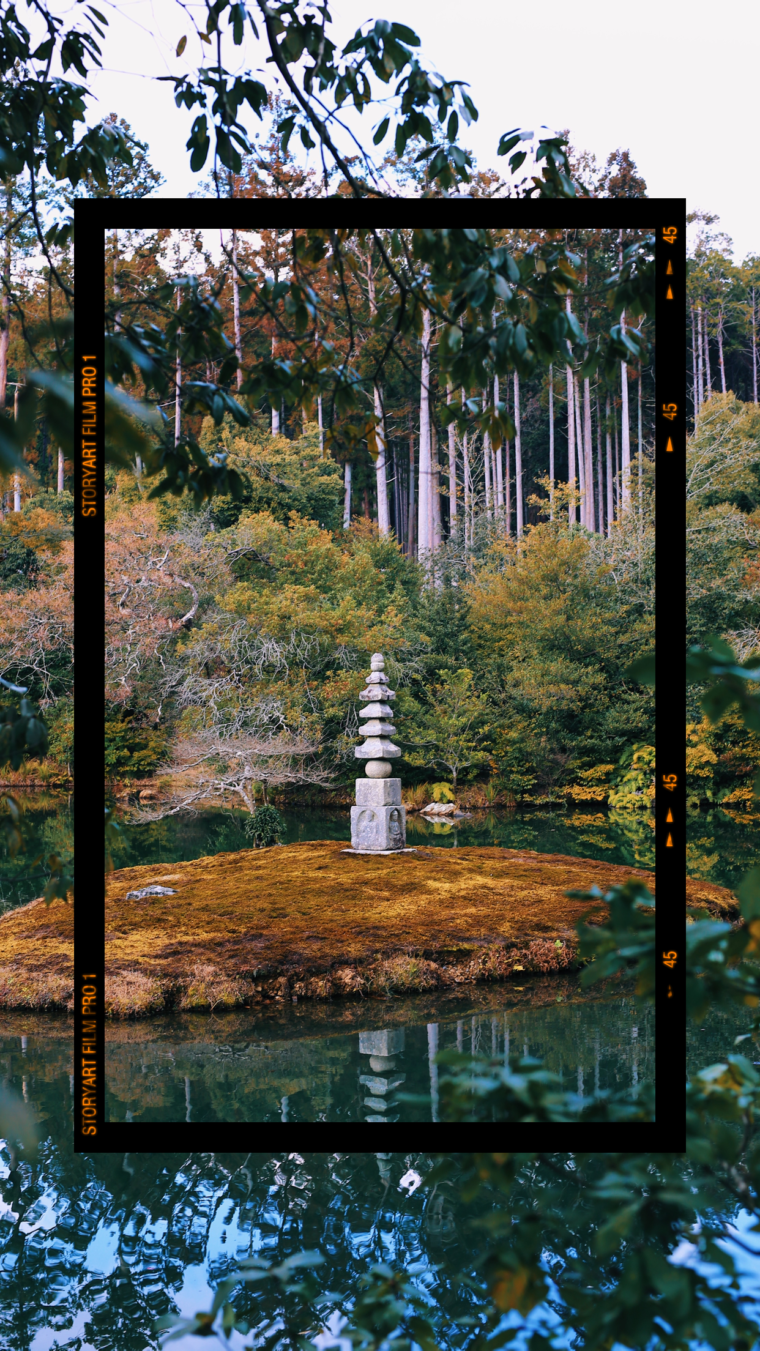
left=230, top=3, right=245, bottom=44
left=497, top=131, right=521, bottom=157
left=737, top=867, right=760, bottom=921
left=373, top=116, right=390, bottom=145
left=390, top=23, right=420, bottom=45
left=176, top=34, right=187, bottom=56
left=624, top=653, right=655, bottom=686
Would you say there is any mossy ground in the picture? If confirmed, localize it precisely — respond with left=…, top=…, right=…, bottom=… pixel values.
left=0, top=841, right=737, bottom=1017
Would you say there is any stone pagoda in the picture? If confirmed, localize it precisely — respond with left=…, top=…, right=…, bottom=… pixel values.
left=350, top=653, right=407, bottom=852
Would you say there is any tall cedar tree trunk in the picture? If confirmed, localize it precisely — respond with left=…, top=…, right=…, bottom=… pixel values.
left=315, top=315, right=324, bottom=454
left=431, top=417, right=442, bottom=566
left=703, top=305, right=713, bottom=396
left=548, top=364, right=554, bottom=521
left=717, top=304, right=727, bottom=393
left=417, top=307, right=432, bottom=565
left=504, top=375, right=511, bottom=534
left=447, top=379, right=457, bottom=536
left=697, top=302, right=705, bottom=408
left=638, top=368, right=643, bottom=514
left=343, top=461, right=351, bottom=529
left=752, top=286, right=759, bottom=404
left=513, top=370, right=523, bottom=537
left=483, top=388, right=492, bottom=518
left=231, top=229, right=243, bottom=390
left=461, top=388, right=470, bottom=550
left=408, top=412, right=416, bottom=558
left=174, top=285, right=181, bottom=447
left=270, top=342, right=280, bottom=434
left=0, top=181, right=10, bottom=415
left=373, top=383, right=390, bottom=535
left=270, top=245, right=280, bottom=434
left=582, top=250, right=594, bottom=531
left=619, top=231, right=631, bottom=512
left=620, top=351, right=631, bottom=510
left=613, top=403, right=620, bottom=515
left=605, top=394, right=613, bottom=535
left=750, top=286, right=755, bottom=402
left=583, top=374, right=594, bottom=532
left=494, top=373, right=504, bottom=520
left=565, top=294, right=576, bottom=524
left=574, top=372, right=585, bottom=526
left=367, top=256, right=390, bottom=535
left=596, top=389, right=603, bottom=534
left=690, top=303, right=699, bottom=418
left=13, top=385, right=20, bottom=510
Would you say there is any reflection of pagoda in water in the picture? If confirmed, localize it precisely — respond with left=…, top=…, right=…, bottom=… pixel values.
left=76, top=997, right=650, bottom=1121
left=358, top=1029, right=406, bottom=1120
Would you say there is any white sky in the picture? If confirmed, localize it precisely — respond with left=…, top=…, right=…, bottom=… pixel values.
left=32, top=0, right=756, bottom=261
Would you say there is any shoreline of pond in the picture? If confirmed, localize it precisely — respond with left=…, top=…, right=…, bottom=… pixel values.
left=0, top=968, right=641, bottom=1041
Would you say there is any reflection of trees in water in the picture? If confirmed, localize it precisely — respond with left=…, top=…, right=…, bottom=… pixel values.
left=108, top=806, right=642, bottom=871
left=101, top=998, right=652, bottom=1122
left=0, top=1140, right=483, bottom=1351
left=0, top=797, right=74, bottom=912
left=3, top=1134, right=747, bottom=1351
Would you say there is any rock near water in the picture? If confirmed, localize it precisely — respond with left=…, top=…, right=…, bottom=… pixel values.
left=125, top=885, right=178, bottom=900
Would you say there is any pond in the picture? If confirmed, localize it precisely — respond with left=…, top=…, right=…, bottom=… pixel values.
left=0, top=1140, right=501, bottom=1351
left=686, top=803, right=760, bottom=893
left=101, top=977, right=652, bottom=1123
left=0, top=791, right=74, bottom=915
left=0, top=1111, right=758, bottom=1351
left=107, top=803, right=655, bottom=871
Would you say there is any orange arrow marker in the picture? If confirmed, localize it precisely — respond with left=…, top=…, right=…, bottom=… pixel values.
left=666, top=808, right=673, bottom=822
left=666, top=833, right=673, bottom=847
left=666, top=260, right=673, bottom=274
left=666, top=437, right=673, bottom=452
left=666, top=285, right=674, bottom=299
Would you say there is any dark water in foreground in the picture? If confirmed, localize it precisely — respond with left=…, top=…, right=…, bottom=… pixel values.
left=0, top=1087, right=758, bottom=1351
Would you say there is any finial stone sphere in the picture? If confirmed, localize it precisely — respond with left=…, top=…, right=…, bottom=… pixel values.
left=370, top=653, right=385, bottom=671
left=365, top=759, right=392, bottom=778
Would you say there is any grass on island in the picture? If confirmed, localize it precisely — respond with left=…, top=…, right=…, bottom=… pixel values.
left=0, top=840, right=737, bottom=1017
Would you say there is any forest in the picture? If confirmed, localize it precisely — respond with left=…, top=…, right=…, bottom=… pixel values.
left=96, top=225, right=658, bottom=842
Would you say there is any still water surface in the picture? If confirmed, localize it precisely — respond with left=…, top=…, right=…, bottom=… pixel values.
left=0, top=792, right=73, bottom=913
left=0, top=1123, right=758, bottom=1351
left=103, top=978, right=651, bottom=1122
left=107, top=804, right=654, bottom=870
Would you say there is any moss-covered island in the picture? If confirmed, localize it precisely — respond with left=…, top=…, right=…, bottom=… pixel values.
left=0, top=842, right=736, bottom=1017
